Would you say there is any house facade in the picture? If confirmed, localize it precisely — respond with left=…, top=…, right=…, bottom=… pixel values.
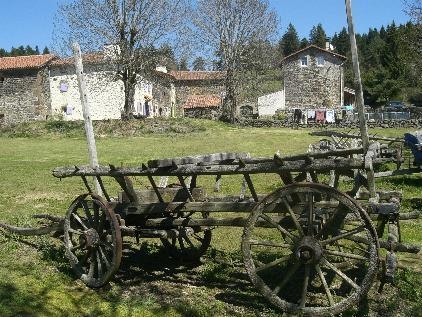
left=0, top=54, right=56, bottom=125
left=282, top=45, right=347, bottom=110
left=49, top=53, right=175, bottom=121
left=170, top=71, right=225, bottom=118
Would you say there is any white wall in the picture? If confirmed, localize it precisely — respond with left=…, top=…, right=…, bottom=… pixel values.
left=49, top=64, right=157, bottom=120
left=257, top=90, right=285, bottom=117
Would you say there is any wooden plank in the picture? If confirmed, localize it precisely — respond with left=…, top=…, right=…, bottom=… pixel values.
left=52, top=157, right=366, bottom=178
left=147, top=152, right=251, bottom=168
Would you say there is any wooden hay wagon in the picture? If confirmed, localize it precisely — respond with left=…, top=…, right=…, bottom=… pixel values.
left=2, top=145, right=418, bottom=316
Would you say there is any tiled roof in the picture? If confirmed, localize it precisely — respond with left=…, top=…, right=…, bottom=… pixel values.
left=170, top=70, right=225, bottom=81
left=50, top=52, right=106, bottom=66
left=283, top=45, right=346, bottom=61
left=183, top=94, right=221, bottom=109
left=0, top=54, right=56, bottom=71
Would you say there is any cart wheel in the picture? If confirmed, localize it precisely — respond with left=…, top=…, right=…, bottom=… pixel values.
left=160, top=213, right=212, bottom=261
left=64, top=193, right=122, bottom=288
left=242, top=183, right=379, bottom=317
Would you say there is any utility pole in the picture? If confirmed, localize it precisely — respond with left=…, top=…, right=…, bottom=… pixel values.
left=73, top=42, right=102, bottom=195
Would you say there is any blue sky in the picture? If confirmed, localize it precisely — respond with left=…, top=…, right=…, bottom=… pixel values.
left=0, top=0, right=411, bottom=53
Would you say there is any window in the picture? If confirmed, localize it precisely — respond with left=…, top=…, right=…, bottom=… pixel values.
left=317, top=55, right=325, bottom=66
left=300, top=56, right=308, bottom=67
left=0, top=77, right=4, bottom=84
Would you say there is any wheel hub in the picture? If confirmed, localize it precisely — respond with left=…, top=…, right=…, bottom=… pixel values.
left=79, top=228, right=100, bottom=248
left=295, top=236, right=323, bottom=264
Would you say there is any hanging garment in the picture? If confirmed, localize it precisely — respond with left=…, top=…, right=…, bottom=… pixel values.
left=66, top=105, right=73, bottom=115
left=326, top=110, right=335, bottom=123
left=315, top=110, right=326, bottom=123
left=307, top=110, right=316, bottom=121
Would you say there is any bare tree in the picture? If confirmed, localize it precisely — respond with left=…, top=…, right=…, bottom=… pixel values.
left=54, top=0, right=187, bottom=118
left=192, top=0, right=278, bottom=123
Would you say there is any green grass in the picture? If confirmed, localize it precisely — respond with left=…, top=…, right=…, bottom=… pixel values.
left=0, top=119, right=420, bottom=316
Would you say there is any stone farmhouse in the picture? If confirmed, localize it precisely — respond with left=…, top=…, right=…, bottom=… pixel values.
left=170, top=70, right=225, bottom=118
left=0, top=52, right=225, bottom=125
left=0, top=54, right=56, bottom=125
left=282, top=45, right=352, bottom=110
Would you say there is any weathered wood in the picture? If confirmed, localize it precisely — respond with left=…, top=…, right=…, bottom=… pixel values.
left=120, top=187, right=205, bottom=203
left=310, top=131, right=404, bottom=143
left=113, top=175, right=139, bottom=203
left=124, top=200, right=340, bottom=216
left=73, top=42, right=102, bottom=196
left=147, top=152, right=251, bottom=168
left=345, top=0, right=370, bottom=151
left=52, top=157, right=366, bottom=178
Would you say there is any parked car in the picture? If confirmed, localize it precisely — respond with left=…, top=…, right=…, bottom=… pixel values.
left=385, top=100, right=406, bottom=111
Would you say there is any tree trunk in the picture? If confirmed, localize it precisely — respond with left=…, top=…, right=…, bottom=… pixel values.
left=222, top=67, right=237, bottom=123
left=122, top=68, right=136, bottom=120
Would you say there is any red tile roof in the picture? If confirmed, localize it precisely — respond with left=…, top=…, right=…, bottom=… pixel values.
left=183, top=95, right=221, bottom=109
left=283, top=45, right=346, bottom=61
left=0, top=54, right=56, bottom=71
left=50, top=52, right=106, bottom=66
left=170, top=70, right=225, bottom=81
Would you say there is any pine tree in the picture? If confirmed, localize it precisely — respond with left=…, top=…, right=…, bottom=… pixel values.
left=309, top=23, right=327, bottom=48
left=42, top=46, right=50, bottom=54
left=192, top=56, right=206, bottom=71
left=279, top=23, right=300, bottom=56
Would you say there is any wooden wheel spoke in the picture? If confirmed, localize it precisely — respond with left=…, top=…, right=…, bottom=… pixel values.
left=78, top=249, right=91, bottom=266
left=256, top=254, right=292, bottom=273
left=98, top=245, right=111, bottom=270
left=92, top=199, right=101, bottom=224
left=316, top=264, right=335, bottom=306
left=307, top=193, right=314, bottom=236
left=324, top=249, right=367, bottom=261
left=68, top=228, right=84, bottom=235
left=87, top=253, right=96, bottom=279
left=322, top=258, right=359, bottom=290
left=299, top=264, right=311, bottom=309
left=316, top=203, right=349, bottom=239
left=259, top=213, right=297, bottom=241
left=273, top=261, right=300, bottom=295
left=248, top=239, right=291, bottom=248
left=321, top=225, right=366, bottom=246
left=182, top=233, right=196, bottom=249
left=95, top=249, right=103, bottom=278
left=71, top=212, right=89, bottom=230
left=282, top=198, right=304, bottom=237
left=81, top=200, right=94, bottom=227
left=97, top=212, right=106, bottom=234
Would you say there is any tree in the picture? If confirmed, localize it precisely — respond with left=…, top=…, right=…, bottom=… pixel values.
left=178, top=57, right=189, bottom=70
left=192, top=56, right=206, bottom=70
left=309, top=23, right=327, bottom=48
left=403, top=0, right=422, bottom=76
left=42, top=46, right=50, bottom=54
left=279, top=23, right=299, bottom=56
left=55, top=0, right=187, bottom=118
left=299, top=37, right=309, bottom=49
left=331, top=27, right=350, bottom=56
left=191, top=0, right=278, bottom=123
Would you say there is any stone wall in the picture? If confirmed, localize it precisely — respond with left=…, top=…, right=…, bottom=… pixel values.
left=184, top=107, right=220, bottom=120
left=174, top=80, right=224, bottom=116
left=0, top=68, right=50, bottom=125
left=283, top=48, right=343, bottom=110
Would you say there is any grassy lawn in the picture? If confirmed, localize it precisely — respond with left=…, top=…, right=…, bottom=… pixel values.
left=0, top=119, right=421, bottom=316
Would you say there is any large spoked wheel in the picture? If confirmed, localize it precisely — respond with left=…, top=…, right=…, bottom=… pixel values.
left=242, top=183, right=379, bottom=317
left=64, top=193, right=122, bottom=288
left=160, top=213, right=212, bottom=261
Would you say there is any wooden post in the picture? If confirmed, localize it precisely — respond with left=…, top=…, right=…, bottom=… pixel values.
left=345, top=0, right=376, bottom=199
left=345, top=0, right=369, bottom=151
left=73, top=42, right=102, bottom=196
